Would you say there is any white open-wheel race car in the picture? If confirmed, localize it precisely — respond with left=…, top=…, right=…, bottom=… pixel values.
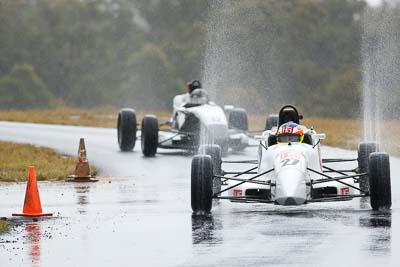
left=117, top=89, right=250, bottom=156
left=191, top=105, right=392, bottom=213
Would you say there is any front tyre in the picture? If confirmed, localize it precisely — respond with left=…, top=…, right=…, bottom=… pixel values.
left=358, top=142, right=379, bottom=191
left=141, top=115, right=159, bottom=157
left=198, top=144, right=222, bottom=175
left=191, top=155, right=213, bottom=213
left=117, top=108, right=137, bottom=151
left=199, top=144, right=222, bottom=195
left=369, top=152, right=391, bottom=211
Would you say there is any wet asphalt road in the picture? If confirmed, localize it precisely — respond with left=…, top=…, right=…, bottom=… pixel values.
left=0, top=121, right=398, bottom=266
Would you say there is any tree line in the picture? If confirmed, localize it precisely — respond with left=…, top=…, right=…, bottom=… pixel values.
left=0, top=0, right=399, bottom=117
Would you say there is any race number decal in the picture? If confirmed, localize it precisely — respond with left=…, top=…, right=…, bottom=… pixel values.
left=279, top=151, right=301, bottom=167
left=281, top=126, right=293, bottom=134
left=281, top=158, right=300, bottom=167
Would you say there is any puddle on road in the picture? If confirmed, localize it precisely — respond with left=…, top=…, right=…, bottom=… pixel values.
left=0, top=217, right=63, bottom=266
left=186, top=198, right=395, bottom=267
left=25, top=223, right=41, bottom=266
left=74, top=184, right=90, bottom=215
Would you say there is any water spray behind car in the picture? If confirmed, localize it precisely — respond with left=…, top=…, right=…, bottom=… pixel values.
left=202, top=0, right=285, bottom=115
left=361, top=5, right=400, bottom=151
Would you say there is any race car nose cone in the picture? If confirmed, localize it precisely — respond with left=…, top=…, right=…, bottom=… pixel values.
left=276, top=196, right=306, bottom=206
left=275, top=169, right=307, bottom=205
left=284, top=197, right=297, bottom=205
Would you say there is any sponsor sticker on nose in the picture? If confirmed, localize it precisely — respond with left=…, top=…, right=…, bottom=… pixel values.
left=233, top=189, right=243, bottom=197
left=341, top=187, right=350, bottom=195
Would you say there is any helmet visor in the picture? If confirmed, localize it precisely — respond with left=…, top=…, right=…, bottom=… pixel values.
left=277, top=134, right=302, bottom=143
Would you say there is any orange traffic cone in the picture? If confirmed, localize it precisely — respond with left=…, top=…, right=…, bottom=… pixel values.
left=67, top=138, right=98, bottom=182
left=12, top=166, right=53, bottom=217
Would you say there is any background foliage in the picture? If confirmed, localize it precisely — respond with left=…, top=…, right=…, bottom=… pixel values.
left=0, top=0, right=398, bottom=117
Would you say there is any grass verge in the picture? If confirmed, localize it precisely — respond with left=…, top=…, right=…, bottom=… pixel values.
left=0, top=219, right=9, bottom=234
left=0, top=107, right=170, bottom=128
left=0, top=107, right=118, bottom=128
left=0, top=141, right=90, bottom=182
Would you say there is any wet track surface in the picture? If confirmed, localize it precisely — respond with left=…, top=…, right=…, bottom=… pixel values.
left=0, top=121, right=398, bottom=266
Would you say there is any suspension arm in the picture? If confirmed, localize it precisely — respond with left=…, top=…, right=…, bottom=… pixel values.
left=308, top=168, right=366, bottom=194
left=215, top=168, right=274, bottom=196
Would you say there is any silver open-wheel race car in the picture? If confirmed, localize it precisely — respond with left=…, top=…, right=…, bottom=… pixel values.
left=117, top=89, right=250, bottom=156
left=191, top=105, right=392, bottom=213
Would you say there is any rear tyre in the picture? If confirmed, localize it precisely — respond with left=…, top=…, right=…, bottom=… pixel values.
left=228, top=108, right=248, bottom=131
left=141, top=115, right=159, bottom=157
left=117, top=108, right=137, bottom=151
left=358, top=142, right=379, bottom=191
left=191, top=155, right=213, bottom=213
left=369, top=152, right=391, bottom=210
left=265, top=115, right=279, bottom=130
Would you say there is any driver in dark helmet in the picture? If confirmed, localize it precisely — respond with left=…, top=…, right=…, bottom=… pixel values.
left=186, top=80, right=202, bottom=94
left=173, top=80, right=203, bottom=111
